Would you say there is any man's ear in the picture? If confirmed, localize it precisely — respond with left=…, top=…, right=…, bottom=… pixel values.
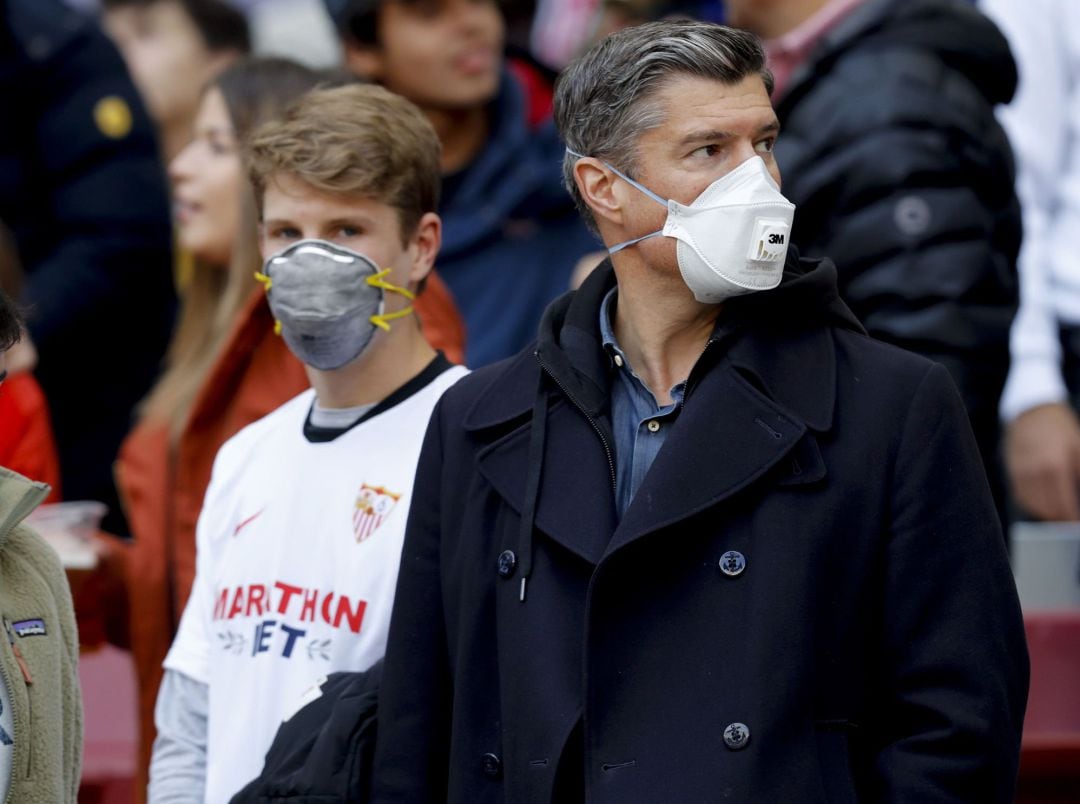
left=574, top=157, right=625, bottom=228
left=343, top=39, right=385, bottom=82
left=407, top=212, right=441, bottom=286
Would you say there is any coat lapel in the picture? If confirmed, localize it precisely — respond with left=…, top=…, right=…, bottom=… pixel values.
left=467, top=350, right=618, bottom=567
left=464, top=269, right=845, bottom=567
left=607, top=325, right=838, bottom=556
left=608, top=359, right=805, bottom=554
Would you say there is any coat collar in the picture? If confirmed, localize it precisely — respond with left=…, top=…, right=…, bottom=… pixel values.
left=0, top=466, right=49, bottom=548
left=464, top=254, right=856, bottom=434
left=464, top=255, right=856, bottom=563
left=723, top=314, right=837, bottom=433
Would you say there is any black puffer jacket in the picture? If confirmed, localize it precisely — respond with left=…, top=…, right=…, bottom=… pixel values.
left=773, top=0, right=1020, bottom=492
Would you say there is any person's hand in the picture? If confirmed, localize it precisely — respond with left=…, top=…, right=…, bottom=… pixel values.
left=6, top=332, right=37, bottom=374
left=1006, top=402, right=1080, bottom=521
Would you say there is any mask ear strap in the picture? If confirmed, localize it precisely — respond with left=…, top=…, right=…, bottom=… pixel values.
left=366, top=268, right=416, bottom=331
left=566, top=147, right=667, bottom=254
left=254, top=270, right=283, bottom=335
left=370, top=306, right=415, bottom=332
left=565, top=148, right=669, bottom=208
left=608, top=230, right=663, bottom=254
left=366, top=268, right=416, bottom=300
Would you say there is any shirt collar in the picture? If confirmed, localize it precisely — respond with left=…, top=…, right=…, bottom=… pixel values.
left=599, top=286, right=689, bottom=407
left=764, top=0, right=866, bottom=99
left=599, top=286, right=621, bottom=358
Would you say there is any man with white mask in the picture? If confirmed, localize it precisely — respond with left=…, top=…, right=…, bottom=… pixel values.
left=372, top=20, right=1028, bottom=803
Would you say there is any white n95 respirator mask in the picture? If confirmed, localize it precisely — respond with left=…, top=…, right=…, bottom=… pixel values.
left=568, top=151, right=796, bottom=303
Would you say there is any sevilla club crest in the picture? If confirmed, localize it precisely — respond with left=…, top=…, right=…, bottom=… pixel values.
left=353, top=483, right=401, bottom=542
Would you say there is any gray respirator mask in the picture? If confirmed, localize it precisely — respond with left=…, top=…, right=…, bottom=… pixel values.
left=256, top=239, right=415, bottom=371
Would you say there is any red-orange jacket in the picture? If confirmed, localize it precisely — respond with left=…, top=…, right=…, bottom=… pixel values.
left=0, top=373, right=61, bottom=503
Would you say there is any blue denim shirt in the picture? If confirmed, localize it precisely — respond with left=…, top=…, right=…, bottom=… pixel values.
left=600, top=288, right=686, bottom=518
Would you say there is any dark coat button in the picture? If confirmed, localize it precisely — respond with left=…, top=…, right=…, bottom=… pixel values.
left=723, top=722, right=751, bottom=750
left=497, top=550, right=517, bottom=578
left=481, top=752, right=502, bottom=778
left=719, top=550, right=746, bottom=577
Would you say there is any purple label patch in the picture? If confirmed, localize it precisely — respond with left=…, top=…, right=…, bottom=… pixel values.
left=12, top=619, right=46, bottom=637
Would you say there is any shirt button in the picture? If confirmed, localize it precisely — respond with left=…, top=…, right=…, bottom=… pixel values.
left=718, top=550, right=746, bottom=577
left=497, top=550, right=517, bottom=578
left=613, top=353, right=624, bottom=368
left=481, top=752, right=503, bottom=778
left=723, top=722, right=751, bottom=750
left=647, top=420, right=661, bottom=433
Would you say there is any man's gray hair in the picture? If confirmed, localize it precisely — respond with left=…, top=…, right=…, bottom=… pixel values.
left=554, top=20, right=773, bottom=232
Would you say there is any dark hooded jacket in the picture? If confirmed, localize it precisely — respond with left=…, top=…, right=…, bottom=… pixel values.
left=437, top=72, right=599, bottom=367
left=371, top=252, right=1028, bottom=802
left=772, top=0, right=1020, bottom=500
left=0, top=0, right=175, bottom=534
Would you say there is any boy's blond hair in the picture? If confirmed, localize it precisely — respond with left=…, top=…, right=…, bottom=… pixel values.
left=247, top=83, right=441, bottom=240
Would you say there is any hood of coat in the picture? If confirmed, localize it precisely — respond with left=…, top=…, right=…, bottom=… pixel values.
left=542, top=249, right=863, bottom=413
left=464, top=247, right=866, bottom=436
left=0, top=466, right=50, bottom=548
left=438, top=71, right=577, bottom=261
left=779, top=0, right=1018, bottom=111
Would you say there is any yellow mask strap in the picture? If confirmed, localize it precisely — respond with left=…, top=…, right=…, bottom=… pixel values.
left=254, top=271, right=282, bottom=335
left=367, top=268, right=416, bottom=331
left=366, top=268, right=416, bottom=300
left=370, top=305, right=415, bottom=332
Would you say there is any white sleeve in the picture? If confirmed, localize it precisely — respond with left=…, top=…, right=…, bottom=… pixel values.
left=983, top=0, right=1078, bottom=420
left=162, top=442, right=240, bottom=684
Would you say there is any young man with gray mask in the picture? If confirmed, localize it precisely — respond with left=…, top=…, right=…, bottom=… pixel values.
left=372, top=20, right=1028, bottom=802
left=148, top=83, right=467, bottom=804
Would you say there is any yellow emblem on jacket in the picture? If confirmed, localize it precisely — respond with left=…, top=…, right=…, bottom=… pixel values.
left=93, top=96, right=132, bottom=140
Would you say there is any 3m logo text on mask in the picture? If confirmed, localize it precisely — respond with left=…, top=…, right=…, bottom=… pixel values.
left=749, top=218, right=791, bottom=263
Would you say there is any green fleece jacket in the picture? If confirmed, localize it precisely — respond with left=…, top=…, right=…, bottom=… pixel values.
left=0, top=466, right=82, bottom=803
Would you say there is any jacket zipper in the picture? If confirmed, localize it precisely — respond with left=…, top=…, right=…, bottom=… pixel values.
left=2, top=617, right=33, bottom=787
left=534, top=351, right=617, bottom=492
left=0, top=655, right=14, bottom=804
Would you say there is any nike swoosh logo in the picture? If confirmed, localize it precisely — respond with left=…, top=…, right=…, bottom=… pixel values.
left=233, top=509, right=264, bottom=537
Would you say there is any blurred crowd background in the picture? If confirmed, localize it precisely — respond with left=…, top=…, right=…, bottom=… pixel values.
left=0, top=0, right=1078, bottom=801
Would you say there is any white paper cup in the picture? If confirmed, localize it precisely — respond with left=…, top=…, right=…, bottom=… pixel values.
left=25, top=500, right=107, bottom=570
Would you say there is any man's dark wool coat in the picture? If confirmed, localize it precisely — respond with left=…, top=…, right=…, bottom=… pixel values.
left=372, top=255, right=1029, bottom=803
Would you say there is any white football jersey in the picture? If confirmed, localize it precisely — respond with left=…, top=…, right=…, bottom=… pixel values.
left=164, top=359, right=468, bottom=803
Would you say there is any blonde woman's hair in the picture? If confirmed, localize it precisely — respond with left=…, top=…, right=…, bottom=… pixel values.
left=140, top=57, right=341, bottom=437
left=247, top=83, right=441, bottom=242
